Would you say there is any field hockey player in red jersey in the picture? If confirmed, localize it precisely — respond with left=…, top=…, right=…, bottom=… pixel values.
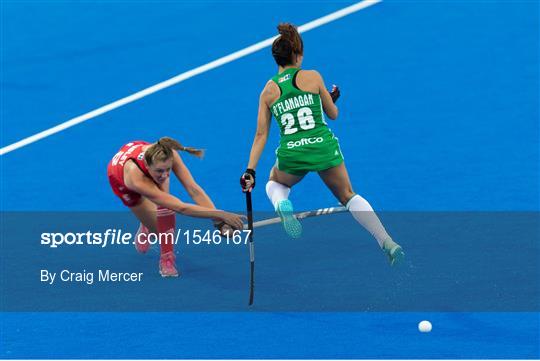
left=108, top=137, right=243, bottom=277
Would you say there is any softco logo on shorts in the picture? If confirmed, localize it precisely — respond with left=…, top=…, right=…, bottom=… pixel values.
left=287, top=137, right=324, bottom=149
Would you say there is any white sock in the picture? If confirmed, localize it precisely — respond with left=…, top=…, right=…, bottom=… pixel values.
left=266, top=181, right=290, bottom=210
left=346, top=194, right=390, bottom=248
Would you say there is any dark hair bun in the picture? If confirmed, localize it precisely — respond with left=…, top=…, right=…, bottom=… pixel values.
left=277, top=23, right=296, bottom=39
left=272, top=23, right=303, bottom=67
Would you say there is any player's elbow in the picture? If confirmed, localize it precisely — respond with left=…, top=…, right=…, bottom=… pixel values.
left=254, top=130, right=269, bottom=142
left=174, top=201, right=189, bottom=215
left=327, top=107, right=339, bottom=120
left=186, top=183, right=202, bottom=198
left=147, top=193, right=185, bottom=214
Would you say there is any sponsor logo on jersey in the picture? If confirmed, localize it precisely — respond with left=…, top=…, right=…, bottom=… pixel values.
left=287, top=137, right=324, bottom=149
left=137, top=153, right=144, bottom=160
left=278, top=74, right=291, bottom=83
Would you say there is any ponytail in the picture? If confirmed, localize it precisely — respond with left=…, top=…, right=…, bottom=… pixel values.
left=145, top=136, right=204, bottom=166
left=271, top=23, right=303, bottom=66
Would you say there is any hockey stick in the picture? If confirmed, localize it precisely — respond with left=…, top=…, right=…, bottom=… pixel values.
left=247, top=205, right=348, bottom=229
left=245, top=191, right=255, bottom=306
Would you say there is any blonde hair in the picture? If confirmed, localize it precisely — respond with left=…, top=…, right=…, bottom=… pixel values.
left=144, top=137, right=204, bottom=165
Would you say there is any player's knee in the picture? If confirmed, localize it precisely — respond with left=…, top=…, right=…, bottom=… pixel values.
left=269, top=167, right=277, bottom=181
left=339, top=189, right=355, bottom=205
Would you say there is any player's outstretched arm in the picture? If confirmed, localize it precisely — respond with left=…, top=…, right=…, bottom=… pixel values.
left=125, top=167, right=244, bottom=230
left=246, top=82, right=274, bottom=171
left=171, top=151, right=215, bottom=209
left=241, top=82, right=274, bottom=192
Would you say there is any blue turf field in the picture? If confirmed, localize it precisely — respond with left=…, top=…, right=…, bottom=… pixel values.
left=1, top=0, right=539, bottom=358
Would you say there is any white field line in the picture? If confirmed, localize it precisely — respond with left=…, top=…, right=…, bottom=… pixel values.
left=0, top=0, right=382, bottom=156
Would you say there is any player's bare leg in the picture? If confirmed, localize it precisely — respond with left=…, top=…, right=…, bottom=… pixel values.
left=155, top=177, right=178, bottom=276
left=129, top=179, right=178, bottom=276
left=318, top=163, right=404, bottom=265
left=130, top=197, right=157, bottom=254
